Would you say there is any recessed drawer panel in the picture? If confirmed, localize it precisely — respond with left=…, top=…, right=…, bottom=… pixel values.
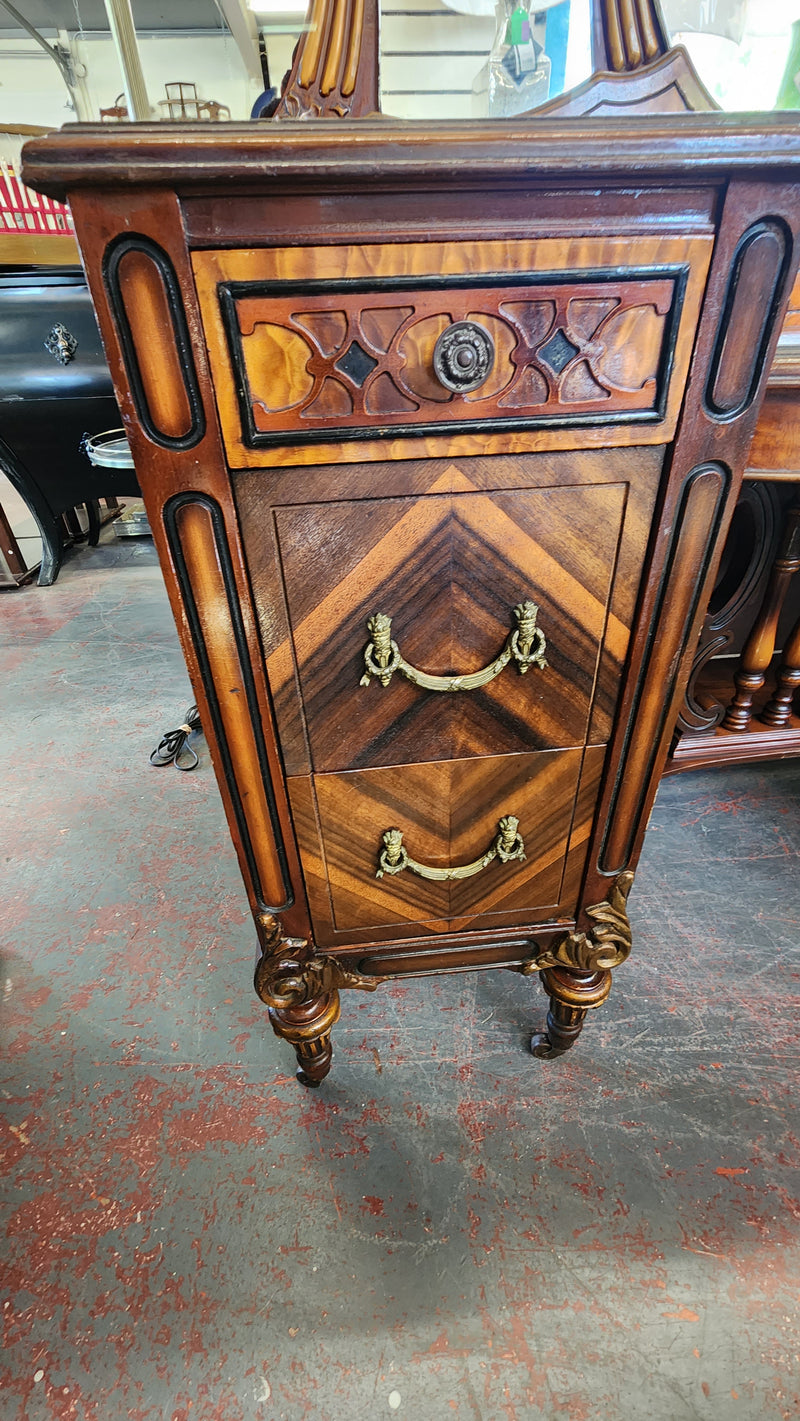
left=193, top=236, right=713, bottom=466
left=220, top=274, right=676, bottom=446
left=271, top=480, right=628, bottom=772
left=289, top=748, right=590, bottom=942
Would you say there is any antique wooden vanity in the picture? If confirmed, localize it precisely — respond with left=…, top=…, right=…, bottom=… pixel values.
left=22, top=5, right=800, bottom=1084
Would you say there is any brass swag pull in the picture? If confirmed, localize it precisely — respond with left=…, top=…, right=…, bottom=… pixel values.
left=376, top=815, right=526, bottom=882
left=360, top=601, right=547, bottom=692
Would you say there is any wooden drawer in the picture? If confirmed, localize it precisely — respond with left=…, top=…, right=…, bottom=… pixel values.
left=270, top=481, right=626, bottom=771
left=193, top=235, right=713, bottom=467
left=288, top=746, right=605, bottom=945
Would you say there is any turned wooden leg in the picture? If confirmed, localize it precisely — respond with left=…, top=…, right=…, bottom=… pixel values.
left=268, top=990, right=341, bottom=1088
left=530, top=965, right=612, bottom=1059
left=253, top=914, right=378, bottom=1087
left=723, top=500, right=800, bottom=731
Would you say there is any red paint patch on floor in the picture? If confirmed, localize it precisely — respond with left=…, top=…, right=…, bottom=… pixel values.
left=361, top=1196, right=385, bottom=1216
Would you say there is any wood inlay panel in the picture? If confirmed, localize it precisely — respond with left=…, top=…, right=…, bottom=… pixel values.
left=193, top=235, right=713, bottom=467
left=600, top=462, right=728, bottom=872
left=234, top=446, right=663, bottom=776
left=104, top=235, right=205, bottom=451
left=164, top=494, right=294, bottom=912
left=289, top=747, right=593, bottom=943
left=271, top=471, right=627, bottom=772
left=218, top=275, right=677, bottom=447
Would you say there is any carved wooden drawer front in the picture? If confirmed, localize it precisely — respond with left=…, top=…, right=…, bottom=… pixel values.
left=193, top=236, right=712, bottom=467
left=261, top=478, right=628, bottom=773
left=287, top=746, right=606, bottom=946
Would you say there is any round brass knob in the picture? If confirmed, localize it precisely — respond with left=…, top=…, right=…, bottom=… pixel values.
left=433, top=320, right=495, bottom=394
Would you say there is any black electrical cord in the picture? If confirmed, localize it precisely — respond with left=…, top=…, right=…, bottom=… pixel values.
left=149, top=705, right=202, bottom=772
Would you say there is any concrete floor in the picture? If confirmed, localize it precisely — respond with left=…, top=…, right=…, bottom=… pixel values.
left=2, top=531, right=800, bottom=1421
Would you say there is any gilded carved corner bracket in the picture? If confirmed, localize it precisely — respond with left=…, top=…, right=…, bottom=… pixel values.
left=523, top=870, right=635, bottom=977
left=520, top=872, right=634, bottom=1058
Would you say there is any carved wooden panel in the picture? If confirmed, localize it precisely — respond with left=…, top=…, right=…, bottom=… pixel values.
left=104, top=235, right=205, bottom=450
left=274, top=0, right=379, bottom=120
left=193, top=236, right=713, bottom=468
left=217, top=274, right=677, bottom=448
left=537, top=48, right=717, bottom=117
left=289, top=747, right=592, bottom=943
left=266, top=471, right=628, bottom=774
left=706, top=221, right=792, bottom=420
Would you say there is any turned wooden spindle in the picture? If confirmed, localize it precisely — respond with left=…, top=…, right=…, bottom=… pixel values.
left=761, top=606, right=800, bottom=726
left=723, top=501, right=800, bottom=731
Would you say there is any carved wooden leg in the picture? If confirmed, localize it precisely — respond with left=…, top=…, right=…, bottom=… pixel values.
left=268, top=990, right=340, bottom=1088
left=253, top=913, right=378, bottom=1087
left=522, top=872, right=633, bottom=1062
left=530, top=965, right=612, bottom=1058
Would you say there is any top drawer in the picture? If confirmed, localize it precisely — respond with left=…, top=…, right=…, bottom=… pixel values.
left=192, top=236, right=713, bottom=467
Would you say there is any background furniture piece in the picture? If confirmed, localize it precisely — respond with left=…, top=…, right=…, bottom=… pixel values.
left=0, top=264, right=138, bottom=584
left=0, top=484, right=125, bottom=589
left=669, top=303, right=800, bottom=769
left=0, top=124, right=139, bottom=584
left=0, top=492, right=40, bottom=587
left=25, top=111, right=800, bottom=1084
left=0, top=124, right=78, bottom=266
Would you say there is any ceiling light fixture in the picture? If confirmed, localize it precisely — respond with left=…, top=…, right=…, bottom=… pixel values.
left=247, top=0, right=309, bottom=14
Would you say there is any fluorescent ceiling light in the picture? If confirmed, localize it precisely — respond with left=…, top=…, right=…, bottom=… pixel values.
left=248, top=0, right=308, bottom=12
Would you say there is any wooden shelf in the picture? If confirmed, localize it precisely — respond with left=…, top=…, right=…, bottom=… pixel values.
left=669, top=662, right=800, bottom=773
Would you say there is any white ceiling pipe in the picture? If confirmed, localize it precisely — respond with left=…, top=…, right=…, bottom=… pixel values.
left=103, top=0, right=152, bottom=120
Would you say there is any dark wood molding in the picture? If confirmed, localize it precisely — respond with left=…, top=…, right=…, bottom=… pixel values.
left=536, top=47, right=717, bottom=118
left=22, top=116, right=800, bottom=202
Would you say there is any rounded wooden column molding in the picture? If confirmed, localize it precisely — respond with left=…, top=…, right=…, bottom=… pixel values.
left=275, top=0, right=379, bottom=119
left=595, top=0, right=669, bottom=74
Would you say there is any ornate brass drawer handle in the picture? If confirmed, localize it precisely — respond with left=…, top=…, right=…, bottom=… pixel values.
left=376, top=815, right=526, bottom=882
left=360, top=601, right=547, bottom=692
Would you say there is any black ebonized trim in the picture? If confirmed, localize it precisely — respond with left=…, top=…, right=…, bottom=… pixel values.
left=218, top=264, right=688, bottom=450
left=163, top=492, right=293, bottom=913
left=705, top=219, right=793, bottom=422
left=104, top=234, right=206, bottom=451
left=599, top=462, right=730, bottom=875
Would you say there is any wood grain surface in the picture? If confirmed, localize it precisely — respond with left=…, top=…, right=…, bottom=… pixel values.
left=288, top=745, right=606, bottom=945
left=275, top=480, right=624, bottom=769
left=193, top=235, right=712, bottom=468
left=222, top=275, right=675, bottom=445
left=235, top=446, right=663, bottom=777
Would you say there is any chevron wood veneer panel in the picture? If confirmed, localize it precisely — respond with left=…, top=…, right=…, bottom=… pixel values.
left=272, top=473, right=627, bottom=772
left=287, top=746, right=595, bottom=944
left=236, top=447, right=664, bottom=776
